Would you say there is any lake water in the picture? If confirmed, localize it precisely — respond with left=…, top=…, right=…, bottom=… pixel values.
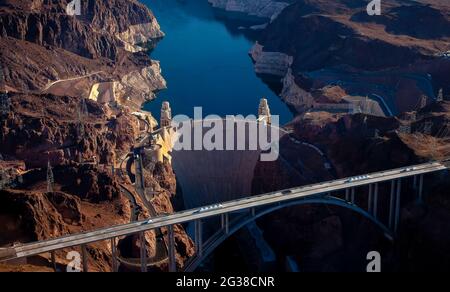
left=142, top=0, right=292, bottom=125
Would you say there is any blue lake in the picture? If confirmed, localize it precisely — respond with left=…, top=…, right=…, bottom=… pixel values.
left=142, top=0, right=292, bottom=125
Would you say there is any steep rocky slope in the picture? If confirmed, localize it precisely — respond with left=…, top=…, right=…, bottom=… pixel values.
left=0, top=0, right=166, bottom=108
left=252, top=0, right=450, bottom=115
left=1, top=92, right=136, bottom=168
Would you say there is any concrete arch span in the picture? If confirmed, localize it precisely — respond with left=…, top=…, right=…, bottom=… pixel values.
left=183, top=195, right=393, bottom=271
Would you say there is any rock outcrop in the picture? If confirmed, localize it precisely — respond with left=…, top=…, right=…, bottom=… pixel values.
left=0, top=164, right=131, bottom=272
left=249, top=42, right=293, bottom=77
left=0, top=92, right=138, bottom=168
left=279, top=69, right=314, bottom=111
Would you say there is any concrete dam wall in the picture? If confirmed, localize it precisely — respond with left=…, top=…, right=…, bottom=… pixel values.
left=171, top=118, right=283, bottom=209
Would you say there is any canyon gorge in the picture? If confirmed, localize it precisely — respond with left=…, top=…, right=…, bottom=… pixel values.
left=1, top=0, right=450, bottom=272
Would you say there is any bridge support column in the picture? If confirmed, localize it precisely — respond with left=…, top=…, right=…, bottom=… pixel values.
left=345, top=189, right=350, bottom=202
left=351, top=188, right=356, bottom=204
left=139, top=232, right=147, bottom=272
left=168, top=225, right=176, bottom=272
left=195, top=220, right=203, bottom=257
left=221, top=213, right=229, bottom=234
left=368, top=184, right=373, bottom=214
left=51, top=251, right=57, bottom=272
left=394, top=179, right=402, bottom=233
left=413, top=175, right=418, bottom=189
left=389, top=180, right=396, bottom=230
left=418, top=174, right=424, bottom=203
left=373, top=183, right=379, bottom=219
left=251, top=208, right=256, bottom=217
left=111, top=237, right=118, bottom=272
left=81, top=244, right=88, bottom=273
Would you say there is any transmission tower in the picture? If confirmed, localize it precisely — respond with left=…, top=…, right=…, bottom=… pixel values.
left=0, top=65, right=10, bottom=117
left=0, top=169, right=6, bottom=190
left=374, top=129, right=380, bottom=139
left=361, top=96, right=369, bottom=114
left=423, top=121, right=433, bottom=135
left=77, top=98, right=88, bottom=142
left=399, top=123, right=411, bottom=134
left=437, top=122, right=450, bottom=139
left=419, top=95, right=428, bottom=109
left=437, top=88, right=444, bottom=102
left=47, top=160, right=54, bottom=193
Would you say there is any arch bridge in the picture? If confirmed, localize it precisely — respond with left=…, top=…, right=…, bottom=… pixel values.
left=0, top=162, right=447, bottom=272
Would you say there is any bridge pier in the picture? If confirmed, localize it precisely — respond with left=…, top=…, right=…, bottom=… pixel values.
left=194, top=220, right=203, bottom=257
left=221, top=213, right=230, bottom=234
left=345, top=189, right=350, bottom=202
left=168, top=225, right=176, bottom=272
left=351, top=188, right=356, bottom=204
left=51, top=251, right=57, bottom=272
left=394, top=179, right=402, bottom=233
left=111, top=237, right=118, bottom=272
left=139, top=232, right=147, bottom=272
left=81, top=244, right=88, bottom=272
left=389, top=180, right=396, bottom=230
left=368, top=184, right=373, bottom=214
left=373, top=183, right=379, bottom=219
left=418, top=174, right=424, bottom=203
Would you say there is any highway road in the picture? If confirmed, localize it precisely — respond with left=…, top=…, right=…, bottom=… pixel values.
left=120, top=184, right=140, bottom=222
left=41, top=71, right=104, bottom=93
left=0, top=162, right=446, bottom=262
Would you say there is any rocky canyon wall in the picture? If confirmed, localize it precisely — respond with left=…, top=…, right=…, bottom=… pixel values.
left=0, top=0, right=166, bottom=109
left=0, top=0, right=192, bottom=272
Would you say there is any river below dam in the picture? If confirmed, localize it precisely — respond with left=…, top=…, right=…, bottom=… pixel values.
left=143, top=0, right=292, bottom=125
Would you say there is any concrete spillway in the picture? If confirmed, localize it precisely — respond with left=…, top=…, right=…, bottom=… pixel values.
left=171, top=118, right=283, bottom=209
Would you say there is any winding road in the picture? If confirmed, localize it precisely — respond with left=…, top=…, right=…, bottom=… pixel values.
left=41, top=71, right=104, bottom=93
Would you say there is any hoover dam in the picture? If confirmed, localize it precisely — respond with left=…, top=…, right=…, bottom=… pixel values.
left=171, top=115, right=283, bottom=209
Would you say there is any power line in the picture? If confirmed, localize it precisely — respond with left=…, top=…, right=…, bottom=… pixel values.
left=77, top=98, right=88, bottom=142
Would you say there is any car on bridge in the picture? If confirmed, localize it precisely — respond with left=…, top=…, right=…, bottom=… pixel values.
left=347, top=175, right=371, bottom=183
left=402, top=167, right=417, bottom=173
left=198, top=204, right=224, bottom=213
left=281, top=190, right=293, bottom=195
